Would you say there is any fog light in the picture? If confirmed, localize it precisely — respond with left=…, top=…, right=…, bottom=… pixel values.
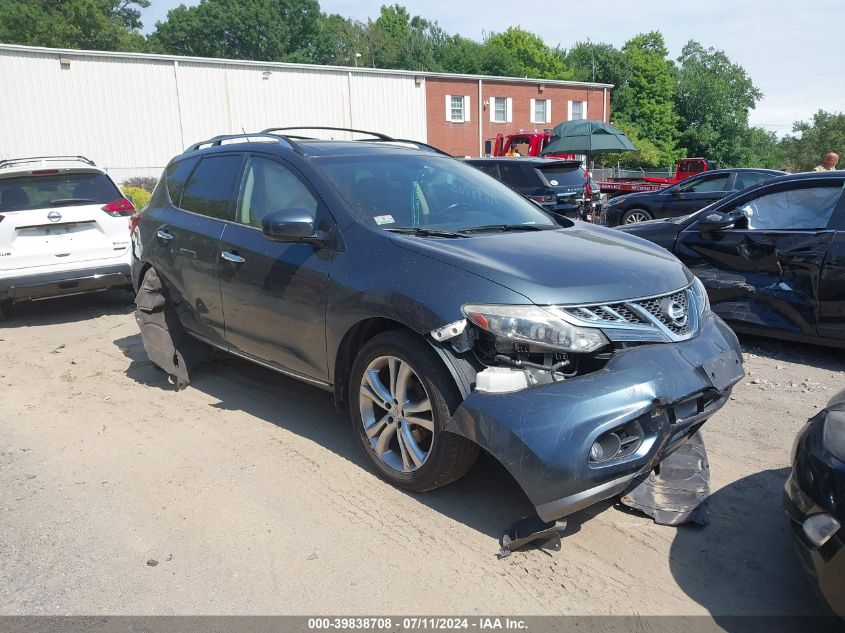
left=590, top=433, right=622, bottom=463
left=802, top=513, right=841, bottom=548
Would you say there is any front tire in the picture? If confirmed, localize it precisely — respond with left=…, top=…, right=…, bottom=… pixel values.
left=0, top=299, right=11, bottom=321
left=621, top=208, right=653, bottom=224
left=349, top=330, right=478, bottom=492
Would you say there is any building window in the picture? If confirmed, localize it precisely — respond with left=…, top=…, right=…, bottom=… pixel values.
left=494, top=98, right=506, bottom=122
left=569, top=100, right=587, bottom=120
left=530, top=99, right=551, bottom=124
left=489, top=97, right=512, bottom=123
left=445, top=95, right=470, bottom=123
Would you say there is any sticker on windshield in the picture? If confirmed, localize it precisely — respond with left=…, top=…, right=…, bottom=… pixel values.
left=373, top=215, right=395, bottom=225
left=549, top=179, right=559, bottom=186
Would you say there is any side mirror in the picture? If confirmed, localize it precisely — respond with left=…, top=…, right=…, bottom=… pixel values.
left=698, top=212, right=736, bottom=234
left=261, top=209, right=326, bottom=246
left=484, top=139, right=493, bottom=156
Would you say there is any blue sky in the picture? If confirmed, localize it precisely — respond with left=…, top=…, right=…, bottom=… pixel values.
left=139, top=1, right=845, bottom=136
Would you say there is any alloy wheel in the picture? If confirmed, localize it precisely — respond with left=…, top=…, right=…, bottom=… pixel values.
left=624, top=210, right=651, bottom=224
left=358, top=355, right=434, bottom=473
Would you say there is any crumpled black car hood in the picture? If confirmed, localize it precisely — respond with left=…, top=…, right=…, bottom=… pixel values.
left=392, top=224, right=692, bottom=305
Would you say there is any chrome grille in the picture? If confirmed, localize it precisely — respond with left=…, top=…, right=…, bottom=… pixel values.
left=556, top=284, right=698, bottom=343
left=634, top=290, right=692, bottom=335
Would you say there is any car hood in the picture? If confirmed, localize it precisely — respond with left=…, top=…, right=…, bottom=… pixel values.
left=616, top=218, right=684, bottom=250
left=390, top=224, right=692, bottom=305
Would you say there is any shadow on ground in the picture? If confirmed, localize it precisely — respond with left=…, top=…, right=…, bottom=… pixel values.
left=0, top=289, right=135, bottom=328
left=668, top=466, right=835, bottom=624
left=115, top=332, right=536, bottom=541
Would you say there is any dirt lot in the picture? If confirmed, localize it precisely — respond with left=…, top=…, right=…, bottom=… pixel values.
left=1, top=290, right=843, bottom=616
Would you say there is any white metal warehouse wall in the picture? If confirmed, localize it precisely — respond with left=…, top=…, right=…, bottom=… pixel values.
left=0, top=45, right=428, bottom=182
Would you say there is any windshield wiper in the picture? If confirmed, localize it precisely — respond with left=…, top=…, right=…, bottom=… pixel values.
left=384, top=227, right=464, bottom=238
left=48, top=198, right=98, bottom=207
left=456, top=224, right=551, bottom=234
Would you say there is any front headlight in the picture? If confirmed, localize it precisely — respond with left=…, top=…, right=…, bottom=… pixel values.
left=691, top=276, right=710, bottom=317
left=605, top=196, right=624, bottom=207
left=823, top=409, right=845, bottom=462
left=462, top=304, right=609, bottom=353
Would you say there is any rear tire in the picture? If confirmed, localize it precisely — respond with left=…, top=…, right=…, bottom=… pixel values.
left=349, top=330, right=478, bottom=492
left=621, top=208, right=653, bottom=224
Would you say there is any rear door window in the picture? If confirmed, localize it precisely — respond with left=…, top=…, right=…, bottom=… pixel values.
left=679, top=174, right=730, bottom=193
left=472, top=163, right=500, bottom=179
left=732, top=172, right=775, bottom=191
left=0, top=172, right=121, bottom=212
left=179, top=155, right=242, bottom=220
left=498, top=164, right=535, bottom=188
left=165, top=157, right=199, bottom=206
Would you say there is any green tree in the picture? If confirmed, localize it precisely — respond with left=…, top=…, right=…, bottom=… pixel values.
left=364, top=4, right=440, bottom=71
left=613, top=32, right=680, bottom=167
left=478, top=27, right=571, bottom=80
left=0, top=0, right=149, bottom=51
left=433, top=33, right=483, bottom=74
left=312, top=13, right=370, bottom=66
left=601, top=120, right=662, bottom=168
left=781, top=110, right=845, bottom=171
left=675, top=41, right=762, bottom=166
left=149, top=0, right=321, bottom=62
left=565, top=41, right=630, bottom=88
left=742, top=127, right=783, bottom=169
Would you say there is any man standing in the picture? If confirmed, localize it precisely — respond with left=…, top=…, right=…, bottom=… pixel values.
left=813, top=152, right=839, bottom=171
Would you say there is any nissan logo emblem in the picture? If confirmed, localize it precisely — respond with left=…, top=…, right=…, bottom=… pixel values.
left=47, top=211, right=62, bottom=223
left=662, top=299, right=688, bottom=327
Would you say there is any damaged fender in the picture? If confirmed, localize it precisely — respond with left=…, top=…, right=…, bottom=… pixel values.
left=134, top=268, right=208, bottom=390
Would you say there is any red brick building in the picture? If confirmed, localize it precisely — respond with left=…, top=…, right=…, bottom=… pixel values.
left=424, top=75, right=612, bottom=157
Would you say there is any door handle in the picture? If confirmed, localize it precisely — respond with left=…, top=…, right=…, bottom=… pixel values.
left=157, top=229, right=174, bottom=241
left=221, top=250, right=245, bottom=264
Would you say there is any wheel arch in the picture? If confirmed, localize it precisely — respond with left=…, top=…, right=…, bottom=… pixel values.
left=332, top=317, right=415, bottom=410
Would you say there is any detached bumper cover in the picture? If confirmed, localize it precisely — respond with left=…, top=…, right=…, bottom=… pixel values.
left=445, top=315, right=743, bottom=521
left=0, top=263, right=131, bottom=300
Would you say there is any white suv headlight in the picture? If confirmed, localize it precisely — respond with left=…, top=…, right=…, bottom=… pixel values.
left=462, top=304, right=609, bottom=353
left=691, top=276, right=710, bottom=316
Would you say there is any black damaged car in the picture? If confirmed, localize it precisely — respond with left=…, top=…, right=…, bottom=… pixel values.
left=601, top=168, right=783, bottom=226
left=618, top=170, right=845, bottom=349
left=130, top=127, right=744, bottom=524
left=785, top=388, right=845, bottom=617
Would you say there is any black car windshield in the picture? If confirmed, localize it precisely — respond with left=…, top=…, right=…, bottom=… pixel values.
left=536, top=166, right=585, bottom=187
left=316, top=154, right=559, bottom=232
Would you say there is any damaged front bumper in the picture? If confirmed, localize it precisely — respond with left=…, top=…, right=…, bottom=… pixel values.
left=445, top=315, right=743, bottom=522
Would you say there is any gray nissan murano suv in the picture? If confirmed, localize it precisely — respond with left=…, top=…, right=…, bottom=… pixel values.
left=131, top=127, right=744, bottom=524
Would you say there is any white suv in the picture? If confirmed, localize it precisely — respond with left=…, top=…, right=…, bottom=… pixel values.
left=0, top=156, right=135, bottom=319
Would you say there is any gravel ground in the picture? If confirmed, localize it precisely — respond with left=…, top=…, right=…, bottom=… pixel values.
left=1, top=290, right=843, bottom=616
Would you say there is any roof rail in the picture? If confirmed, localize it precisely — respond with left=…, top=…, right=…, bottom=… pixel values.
left=184, top=132, right=303, bottom=154
left=261, top=126, right=395, bottom=141
left=387, top=139, right=452, bottom=156
left=0, top=155, right=96, bottom=169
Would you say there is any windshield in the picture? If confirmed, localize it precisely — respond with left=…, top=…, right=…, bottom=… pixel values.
left=316, top=154, right=558, bottom=232
left=537, top=166, right=585, bottom=187
left=0, top=172, right=120, bottom=212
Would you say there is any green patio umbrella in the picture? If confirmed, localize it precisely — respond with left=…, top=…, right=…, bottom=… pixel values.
left=540, top=120, right=636, bottom=161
